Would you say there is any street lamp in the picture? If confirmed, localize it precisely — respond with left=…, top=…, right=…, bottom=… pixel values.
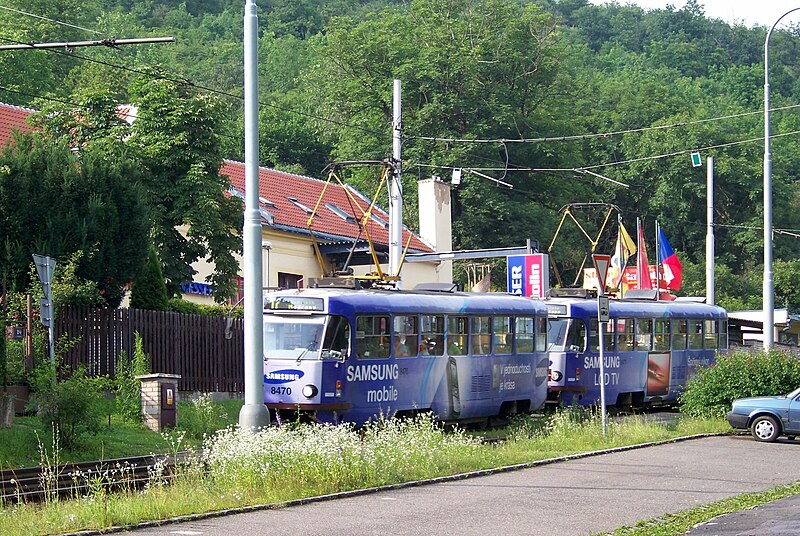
left=764, top=7, right=800, bottom=349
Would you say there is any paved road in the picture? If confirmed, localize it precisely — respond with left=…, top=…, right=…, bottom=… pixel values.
left=128, top=435, right=800, bottom=536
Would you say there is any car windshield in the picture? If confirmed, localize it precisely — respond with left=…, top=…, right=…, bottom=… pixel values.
left=263, top=316, right=325, bottom=360
left=787, top=386, right=800, bottom=399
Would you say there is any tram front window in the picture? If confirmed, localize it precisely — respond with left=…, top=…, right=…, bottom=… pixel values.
left=548, top=318, right=586, bottom=352
left=263, top=316, right=327, bottom=360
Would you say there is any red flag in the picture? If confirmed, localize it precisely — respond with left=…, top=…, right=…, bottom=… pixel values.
left=637, top=223, right=652, bottom=290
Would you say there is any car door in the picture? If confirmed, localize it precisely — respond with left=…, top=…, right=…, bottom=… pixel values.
left=788, top=392, right=800, bottom=433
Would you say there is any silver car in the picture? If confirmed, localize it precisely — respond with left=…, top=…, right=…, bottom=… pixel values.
left=727, top=387, right=800, bottom=442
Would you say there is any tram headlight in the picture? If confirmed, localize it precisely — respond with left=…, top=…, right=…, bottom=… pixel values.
left=551, top=370, right=563, bottom=382
left=302, top=384, right=318, bottom=399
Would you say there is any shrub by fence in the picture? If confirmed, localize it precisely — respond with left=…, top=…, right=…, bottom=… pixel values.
left=55, top=307, right=244, bottom=393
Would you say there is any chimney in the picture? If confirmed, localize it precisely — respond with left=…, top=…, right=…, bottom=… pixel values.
left=418, top=177, right=453, bottom=283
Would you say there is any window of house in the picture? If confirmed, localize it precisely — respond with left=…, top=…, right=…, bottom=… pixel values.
left=278, top=272, right=303, bottom=289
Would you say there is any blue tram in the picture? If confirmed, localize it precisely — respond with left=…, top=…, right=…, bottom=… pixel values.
left=261, top=281, right=550, bottom=426
left=545, top=290, right=728, bottom=407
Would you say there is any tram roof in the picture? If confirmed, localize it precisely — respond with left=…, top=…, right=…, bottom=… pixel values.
left=265, top=287, right=548, bottom=316
left=545, top=296, right=726, bottom=318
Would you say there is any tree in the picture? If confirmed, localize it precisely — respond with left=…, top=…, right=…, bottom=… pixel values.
left=0, top=131, right=149, bottom=306
left=128, top=77, right=243, bottom=302
left=130, top=246, right=170, bottom=311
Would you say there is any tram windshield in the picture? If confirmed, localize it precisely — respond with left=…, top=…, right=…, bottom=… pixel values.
left=547, top=318, right=586, bottom=352
left=263, top=315, right=350, bottom=361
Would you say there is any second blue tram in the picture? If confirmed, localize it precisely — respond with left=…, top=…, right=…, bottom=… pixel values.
left=261, top=282, right=550, bottom=426
left=545, top=291, right=728, bottom=407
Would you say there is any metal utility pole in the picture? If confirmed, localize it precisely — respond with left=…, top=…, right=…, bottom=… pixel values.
left=389, top=79, right=403, bottom=284
left=239, top=0, right=269, bottom=430
left=706, top=157, right=715, bottom=305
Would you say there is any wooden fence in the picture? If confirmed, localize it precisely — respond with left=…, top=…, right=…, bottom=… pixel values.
left=55, top=307, right=244, bottom=393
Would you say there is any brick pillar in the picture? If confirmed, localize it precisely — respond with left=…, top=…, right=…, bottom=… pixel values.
left=136, top=374, right=181, bottom=432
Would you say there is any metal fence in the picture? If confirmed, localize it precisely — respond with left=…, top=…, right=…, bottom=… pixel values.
left=55, top=306, right=244, bottom=392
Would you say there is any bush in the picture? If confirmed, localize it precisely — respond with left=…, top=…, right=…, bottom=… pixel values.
left=29, top=360, right=111, bottom=449
left=168, top=298, right=243, bottom=318
left=114, top=332, right=151, bottom=423
left=680, top=349, right=800, bottom=418
left=130, top=246, right=169, bottom=311
left=177, top=394, right=230, bottom=440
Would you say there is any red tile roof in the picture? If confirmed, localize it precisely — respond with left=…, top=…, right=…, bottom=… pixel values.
left=221, top=161, right=432, bottom=252
left=0, top=102, right=431, bottom=252
left=0, top=102, right=33, bottom=148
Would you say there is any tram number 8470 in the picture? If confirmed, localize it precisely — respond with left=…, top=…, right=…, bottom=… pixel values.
left=270, top=386, right=292, bottom=395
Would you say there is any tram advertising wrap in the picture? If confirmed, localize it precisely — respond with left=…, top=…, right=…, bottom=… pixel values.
left=262, top=284, right=550, bottom=426
left=545, top=292, right=726, bottom=408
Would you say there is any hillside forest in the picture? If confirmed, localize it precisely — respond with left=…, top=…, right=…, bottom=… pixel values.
left=2, top=0, right=800, bottom=311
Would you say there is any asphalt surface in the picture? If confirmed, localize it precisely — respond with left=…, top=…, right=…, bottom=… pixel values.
left=125, top=435, right=800, bottom=536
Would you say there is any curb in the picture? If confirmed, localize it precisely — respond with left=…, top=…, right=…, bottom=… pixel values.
left=59, top=432, right=729, bottom=535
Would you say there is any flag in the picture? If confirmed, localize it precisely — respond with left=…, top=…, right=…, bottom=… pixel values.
left=610, top=219, right=636, bottom=289
left=658, top=228, right=683, bottom=290
left=637, top=220, right=652, bottom=290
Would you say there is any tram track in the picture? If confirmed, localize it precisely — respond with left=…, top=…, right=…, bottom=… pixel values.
left=0, top=451, right=193, bottom=504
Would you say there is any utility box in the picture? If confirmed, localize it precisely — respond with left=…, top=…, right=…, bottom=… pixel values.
left=136, top=374, right=181, bottom=432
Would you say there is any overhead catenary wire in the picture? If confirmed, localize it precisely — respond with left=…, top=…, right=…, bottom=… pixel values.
left=0, top=4, right=103, bottom=35
left=407, top=104, right=800, bottom=145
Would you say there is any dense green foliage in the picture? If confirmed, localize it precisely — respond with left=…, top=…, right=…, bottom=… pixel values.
left=130, top=246, right=169, bottom=311
left=113, top=332, right=152, bottom=423
left=1, top=0, right=800, bottom=307
left=679, top=349, right=800, bottom=417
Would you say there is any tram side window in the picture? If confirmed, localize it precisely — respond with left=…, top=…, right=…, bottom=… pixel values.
left=635, top=318, right=653, bottom=351
left=356, top=316, right=391, bottom=359
left=671, top=319, right=687, bottom=350
left=493, top=316, right=512, bottom=354
left=322, top=315, right=350, bottom=360
left=420, top=314, right=445, bottom=356
left=654, top=319, right=670, bottom=351
left=471, top=316, right=491, bottom=355
left=688, top=319, right=704, bottom=349
left=618, top=318, right=635, bottom=351
left=719, top=319, right=728, bottom=349
left=704, top=319, right=718, bottom=349
left=536, top=316, right=548, bottom=352
left=393, top=315, right=418, bottom=357
left=604, top=320, right=615, bottom=352
left=515, top=316, right=534, bottom=353
left=447, top=316, right=468, bottom=355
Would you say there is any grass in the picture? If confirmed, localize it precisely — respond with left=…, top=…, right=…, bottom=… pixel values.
left=0, top=409, right=738, bottom=536
left=0, top=398, right=244, bottom=469
left=596, top=480, right=800, bottom=536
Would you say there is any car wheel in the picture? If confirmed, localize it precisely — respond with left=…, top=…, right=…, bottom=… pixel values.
left=751, top=415, right=780, bottom=442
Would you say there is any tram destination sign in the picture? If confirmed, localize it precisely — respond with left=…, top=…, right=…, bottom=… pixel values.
left=265, top=296, right=324, bottom=311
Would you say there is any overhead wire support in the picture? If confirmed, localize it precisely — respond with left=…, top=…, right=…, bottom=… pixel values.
left=0, top=37, right=176, bottom=51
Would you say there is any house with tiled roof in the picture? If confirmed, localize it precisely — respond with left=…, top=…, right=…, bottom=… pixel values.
left=0, top=102, right=33, bottom=148
left=0, top=101, right=452, bottom=302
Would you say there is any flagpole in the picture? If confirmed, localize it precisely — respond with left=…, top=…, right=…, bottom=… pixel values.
left=617, top=214, right=624, bottom=297
left=656, top=221, right=661, bottom=300
left=636, top=217, right=642, bottom=289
